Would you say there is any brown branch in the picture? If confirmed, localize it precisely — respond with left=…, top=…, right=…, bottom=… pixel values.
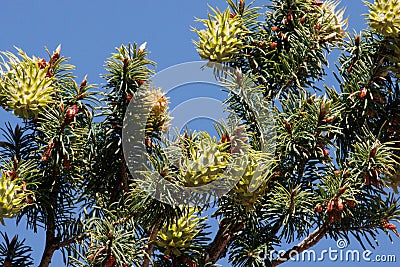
left=141, top=220, right=161, bottom=267
left=205, top=219, right=244, bottom=264
left=39, top=164, right=61, bottom=267
left=38, top=201, right=59, bottom=267
left=39, top=240, right=58, bottom=267
left=271, top=223, right=328, bottom=267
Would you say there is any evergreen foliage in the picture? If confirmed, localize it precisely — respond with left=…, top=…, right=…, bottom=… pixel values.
left=0, top=1, right=400, bottom=266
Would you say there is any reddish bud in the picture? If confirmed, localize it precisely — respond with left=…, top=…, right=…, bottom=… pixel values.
left=123, top=57, right=129, bottom=67
left=66, top=105, right=79, bottom=122
left=63, top=157, right=72, bottom=170
left=230, top=12, right=236, bottom=19
left=51, top=45, right=61, bottom=62
left=360, top=87, right=367, bottom=99
left=80, top=75, right=88, bottom=88
left=300, top=16, right=306, bottom=23
left=330, top=213, right=335, bottom=223
left=323, top=115, right=335, bottom=123
left=323, top=149, right=330, bottom=156
left=5, top=170, right=17, bottom=180
left=38, top=58, right=48, bottom=69
left=327, top=200, right=334, bottom=212
left=334, top=170, right=340, bottom=176
left=42, top=141, right=55, bottom=162
left=346, top=200, right=356, bottom=207
left=364, top=172, right=370, bottom=185
left=52, top=53, right=60, bottom=62
left=45, top=69, right=54, bottom=78
left=220, top=134, right=231, bottom=144
left=144, top=136, right=152, bottom=148
left=258, top=40, right=267, bottom=47
left=239, top=0, right=245, bottom=14
left=27, top=196, right=34, bottom=204
left=370, top=144, right=378, bottom=158
left=270, top=42, right=278, bottom=49
left=285, top=120, right=292, bottom=132
left=313, top=0, right=324, bottom=7
left=108, top=230, right=114, bottom=240
left=287, top=14, right=293, bottom=22
left=126, top=93, right=133, bottom=101
left=316, top=204, right=323, bottom=213
left=271, top=26, right=278, bottom=32
left=337, top=198, right=344, bottom=211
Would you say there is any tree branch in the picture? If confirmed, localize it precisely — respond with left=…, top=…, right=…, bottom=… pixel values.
left=271, top=223, right=328, bottom=267
left=39, top=164, right=61, bottom=267
left=205, top=218, right=244, bottom=264
left=141, top=220, right=161, bottom=267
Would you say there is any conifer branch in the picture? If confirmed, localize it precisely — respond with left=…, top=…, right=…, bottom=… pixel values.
left=271, top=223, right=328, bottom=267
left=205, top=218, right=244, bottom=264
left=141, top=220, right=161, bottom=267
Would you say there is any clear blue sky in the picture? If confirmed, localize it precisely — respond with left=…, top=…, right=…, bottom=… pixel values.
left=1, top=0, right=399, bottom=266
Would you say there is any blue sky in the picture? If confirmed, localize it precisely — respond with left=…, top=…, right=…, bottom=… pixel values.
left=1, top=0, right=399, bottom=266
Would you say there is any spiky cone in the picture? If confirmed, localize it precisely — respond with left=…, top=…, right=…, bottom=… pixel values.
left=179, top=139, right=231, bottom=187
left=147, top=89, right=168, bottom=117
left=0, top=173, right=27, bottom=225
left=231, top=154, right=274, bottom=210
left=156, top=208, right=204, bottom=257
left=144, top=89, right=172, bottom=134
left=0, top=50, right=57, bottom=119
left=366, top=0, right=400, bottom=37
left=193, top=8, right=247, bottom=62
left=315, top=1, right=348, bottom=44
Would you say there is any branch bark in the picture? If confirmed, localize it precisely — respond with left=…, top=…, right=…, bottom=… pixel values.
left=38, top=206, right=59, bottom=267
left=205, top=219, right=244, bottom=264
left=39, top=237, right=58, bottom=267
left=141, top=220, right=161, bottom=267
left=271, top=223, right=328, bottom=267
left=39, top=165, right=61, bottom=267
